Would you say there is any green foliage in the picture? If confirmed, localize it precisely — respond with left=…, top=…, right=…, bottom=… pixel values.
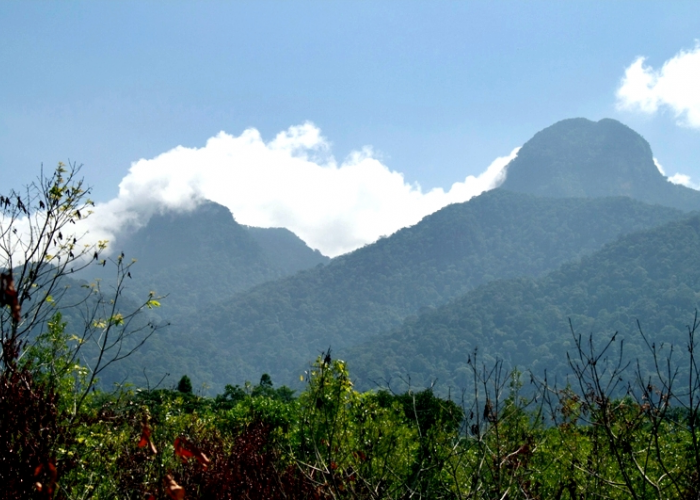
left=177, top=375, right=193, bottom=394
left=250, top=373, right=295, bottom=402
left=295, top=354, right=419, bottom=498
left=376, top=388, right=464, bottom=435
left=21, top=312, right=90, bottom=416
left=15, top=343, right=700, bottom=499
left=214, top=384, right=247, bottom=409
left=11, top=307, right=700, bottom=500
left=0, top=164, right=166, bottom=498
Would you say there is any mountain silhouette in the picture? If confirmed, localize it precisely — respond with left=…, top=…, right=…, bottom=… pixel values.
left=501, top=118, right=700, bottom=210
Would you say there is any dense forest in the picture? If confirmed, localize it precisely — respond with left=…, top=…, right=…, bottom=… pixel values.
left=123, top=191, right=686, bottom=389
left=100, top=118, right=700, bottom=390
left=346, top=214, right=700, bottom=390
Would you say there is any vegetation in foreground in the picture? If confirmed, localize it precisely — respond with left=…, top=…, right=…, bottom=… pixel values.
left=6, top=322, right=700, bottom=500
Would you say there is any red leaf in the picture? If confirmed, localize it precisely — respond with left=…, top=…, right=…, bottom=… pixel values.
left=174, top=437, right=195, bottom=460
left=164, top=474, right=185, bottom=500
left=33, top=459, right=58, bottom=497
left=0, top=273, right=20, bottom=322
left=174, top=437, right=209, bottom=469
left=138, top=423, right=157, bottom=454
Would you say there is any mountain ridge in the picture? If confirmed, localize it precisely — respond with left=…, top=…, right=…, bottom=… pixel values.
left=143, top=190, right=686, bottom=389
left=113, top=200, right=329, bottom=314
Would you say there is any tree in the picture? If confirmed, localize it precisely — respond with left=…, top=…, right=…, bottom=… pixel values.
left=0, top=163, right=164, bottom=498
left=178, top=375, right=193, bottom=394
left=0, top=163, right=163, bottom=407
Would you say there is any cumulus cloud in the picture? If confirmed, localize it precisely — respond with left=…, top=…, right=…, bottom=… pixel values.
left=653, top=157, right=700, bottom=190
left=616, top=42, right=700, bottom=129
left=80, top=123, right=518, bottom=257
left=667, top=173, right=700, bottom=190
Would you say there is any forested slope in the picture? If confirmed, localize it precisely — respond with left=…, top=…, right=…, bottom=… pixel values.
left=110, top=200, right=329, bottom=315
left=245, top=226, right=329, bottom=274
left=144, top=191, right=686, bottom=388
left=346, top=214, right=700, bottom=390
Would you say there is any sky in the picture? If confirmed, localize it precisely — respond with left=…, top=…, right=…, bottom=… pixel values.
left=1, top=2, right=699, bottom=256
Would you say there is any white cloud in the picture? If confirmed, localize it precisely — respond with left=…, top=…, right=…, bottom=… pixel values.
left=653, top=157, right=700, bottom=191
left=616, top=42, right=700, bottom=129
left=667, top=173, right=700, bottom=190
left=653, top=158, right=666, bottom=176
left=80, top=123, right=518, bottom=257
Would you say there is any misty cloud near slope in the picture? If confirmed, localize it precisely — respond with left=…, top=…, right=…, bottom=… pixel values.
left=655, top=157, right=700, bottom=190
left=616, top=42, right=700, bottom=129
left=80, top=123, right=519, bottom=257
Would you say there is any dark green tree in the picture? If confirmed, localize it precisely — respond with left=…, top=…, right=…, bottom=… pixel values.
left=259, top=373, right=273, bottom=389
left=177, top=375, right=193, bottom=394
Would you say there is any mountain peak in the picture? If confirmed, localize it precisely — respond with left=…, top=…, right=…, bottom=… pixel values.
left=500, top=118, right=665, bottom=199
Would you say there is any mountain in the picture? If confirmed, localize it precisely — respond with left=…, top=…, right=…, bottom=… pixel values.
left=244, top=226, right=328, bottom=275
left=501, top=118, right=700, bottom=211
left=115, top=201, right=329, bottom=314
left=107, top=117, right=700, bottom=391
left=345, top=214, right=700, bottom=391
left=143, top=190, right=685, bottom=389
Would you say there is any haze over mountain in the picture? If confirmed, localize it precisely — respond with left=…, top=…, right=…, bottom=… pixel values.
left=501, top=118, right=700, bottom=211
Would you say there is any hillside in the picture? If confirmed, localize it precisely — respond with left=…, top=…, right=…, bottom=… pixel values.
left=112, top=200, right=329, bottom=314
left=501, top=118, right=700, bottom=211
left=136, top=191, right=686, bottom=389
left=345, top=214, right=700, bottom=390
left=245, top=226, right=329, bottom=275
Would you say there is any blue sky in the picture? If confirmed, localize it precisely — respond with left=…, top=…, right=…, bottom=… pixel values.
left=1, top=2, right=699, bottom=255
